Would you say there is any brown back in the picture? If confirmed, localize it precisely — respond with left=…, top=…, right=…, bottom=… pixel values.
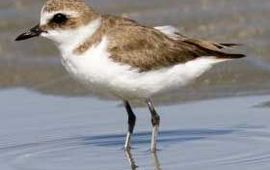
left=75, top=15, right=245, bottom=72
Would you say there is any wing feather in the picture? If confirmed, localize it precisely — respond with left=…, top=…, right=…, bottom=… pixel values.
left=105, top=17, right=245, bottom=72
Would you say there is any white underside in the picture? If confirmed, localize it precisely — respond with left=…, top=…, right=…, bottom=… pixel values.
left=55, top=22, right=225, bottom=100
left=61, top=37, right=223, bottom=100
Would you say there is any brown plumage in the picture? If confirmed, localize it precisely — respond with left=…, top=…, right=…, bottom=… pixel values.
left=42, top=0, right=98, bottom=30
left=43, top=0, right=245, bottom=72
left=75, top=15, right=245, bottom=72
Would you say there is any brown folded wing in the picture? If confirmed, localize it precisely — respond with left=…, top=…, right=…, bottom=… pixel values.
left=107, top=19, right=244, bottom=72
left=76, top=15, right=245, bottom=72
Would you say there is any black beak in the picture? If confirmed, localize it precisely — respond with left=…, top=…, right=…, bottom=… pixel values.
left=15, top=25, right=43, bottom=41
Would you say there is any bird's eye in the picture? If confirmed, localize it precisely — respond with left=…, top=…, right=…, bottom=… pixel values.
left=51, top=13, right=68, bottom=24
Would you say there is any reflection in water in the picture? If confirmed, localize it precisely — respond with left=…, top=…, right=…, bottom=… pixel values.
left=125, top=150, right=138, bottom=170
left=81, top=129, right=234, bottom=147
left=125, top=150, right=162, bottom=170
left=81, top=129, right=234, bottom=169
left=0, top=128, right=234, bottom=169
left=151, top=152, right=162, bottom=170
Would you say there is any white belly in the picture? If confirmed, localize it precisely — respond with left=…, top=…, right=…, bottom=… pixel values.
left=61, top=37, right=219, bottom=100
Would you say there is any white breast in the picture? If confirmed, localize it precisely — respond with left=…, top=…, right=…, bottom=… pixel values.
left=61, top=37, right=221, bottom=100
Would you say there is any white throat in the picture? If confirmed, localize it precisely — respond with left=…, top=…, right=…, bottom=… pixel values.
left=42, top=17, right=101, bottom=57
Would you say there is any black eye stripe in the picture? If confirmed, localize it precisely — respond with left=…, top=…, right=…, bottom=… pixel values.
left=51, top=13, right=68, bottom=24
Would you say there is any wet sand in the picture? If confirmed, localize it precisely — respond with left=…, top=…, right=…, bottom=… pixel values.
left=1, top=0, right=270, bottom=169
left=1, top=89, right=270, bottom=170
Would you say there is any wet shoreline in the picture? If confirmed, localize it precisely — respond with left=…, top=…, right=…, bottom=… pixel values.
left=1, top=1, right=270, bottom=169
left=0, top=89, right=270, bottom=170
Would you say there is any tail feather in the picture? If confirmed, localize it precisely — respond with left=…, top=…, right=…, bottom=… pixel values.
left=203, top=47, right=246, bottom=59
left=200, top=45, right=246, bottom=59
left=216, top=52, right=246, bottom=59
left=182, top=39, right=246, bottom=59
left=216, top=43, right=242, bottom=49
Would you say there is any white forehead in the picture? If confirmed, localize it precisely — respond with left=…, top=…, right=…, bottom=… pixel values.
left=40, top=6, right=79, bottom=25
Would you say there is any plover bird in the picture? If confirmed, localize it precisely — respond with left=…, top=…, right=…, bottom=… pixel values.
left=15, top=0, right=245, bottom=152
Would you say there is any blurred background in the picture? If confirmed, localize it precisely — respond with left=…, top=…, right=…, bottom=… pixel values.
left=1, top=0, right=270, bottom=103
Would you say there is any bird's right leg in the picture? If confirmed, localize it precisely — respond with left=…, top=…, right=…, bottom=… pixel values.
left=124, top=101, right=136, bottom=151
left=146, top=99, right=160, bottom=152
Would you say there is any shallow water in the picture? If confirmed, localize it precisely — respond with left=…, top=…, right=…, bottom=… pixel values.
left=1, top=0, right=270, bottom=169
left=1, top=89, right=270, bottom=170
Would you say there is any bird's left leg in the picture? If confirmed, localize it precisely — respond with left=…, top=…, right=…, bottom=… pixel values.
left=124, top=101, right=136, bottom=151
left=146, top=99, right=160, bottom=152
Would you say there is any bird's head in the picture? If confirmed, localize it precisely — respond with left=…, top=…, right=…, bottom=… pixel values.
left=15, top=0, right=99, bottom=47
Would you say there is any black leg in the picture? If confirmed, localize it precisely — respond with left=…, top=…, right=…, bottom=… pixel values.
left=124, top=101, right=136, bottom=150
left=146, top=99, right=160, bottom=152
left=147, top=100, right=160, bottom=127
left=125, top=101, right=136, bottom=134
